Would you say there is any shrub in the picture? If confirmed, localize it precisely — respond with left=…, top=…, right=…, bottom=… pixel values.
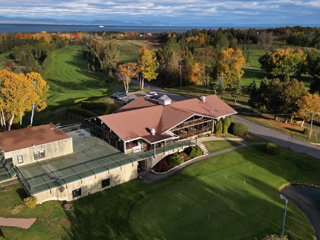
left=229, top=116, right=235, bottom=124
left=185, top=146, right=204, bottom=158
left=223, top=117, right=231, bottom=134
left=24, top=196, right=37, bottom=209
left=231, top=123, right=249, bottom=137
left=215, top=120, right=223, bottom=134
left=303, top=128, right=311, bottom=135
left=66, top=107, right=96, bottom=118
left=155, top=159, right=170, bottom=172
left=264, top=143, right=281, bottom=155
left=262, top=234, right=288, bottom=240
left=167, top=154, right=184, bottom=167
left=209, top=133, right=214, bottom=137
left=198, top=134, right=206, bottom=138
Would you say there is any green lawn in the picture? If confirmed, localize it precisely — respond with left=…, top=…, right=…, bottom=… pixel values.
left=36, top=45, right=123, bottom=120
left=203, top=140, right=243, bottom=153
left=0, top=145, right=318, bottom=239
left=112, top=40, right=161, bottom=63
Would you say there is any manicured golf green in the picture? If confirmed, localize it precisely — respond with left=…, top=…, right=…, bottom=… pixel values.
left=0, top=145, right=317, bottom=239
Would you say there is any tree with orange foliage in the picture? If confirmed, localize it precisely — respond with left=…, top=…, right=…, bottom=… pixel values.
left=296, top=93, right=320, bottom=127
left=183, top=62, right=202, bottom=84
left=116, top=62, right=137, bottom=94
left=214, top=48, right=245, bottom=89
left=26, top=72, right=49, bottom=127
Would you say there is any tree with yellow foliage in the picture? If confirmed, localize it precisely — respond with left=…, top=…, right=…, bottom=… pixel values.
left=26, top=72, right=49, bottom=127
left=0, top=70, right=32, bottom=131
left=296, top=93, right=320, bottom=127
left=116, top=62, right=137, bottom=94
left=137, top=46, right=158, bottom=89
left=214, top=48, right=245, bottom=89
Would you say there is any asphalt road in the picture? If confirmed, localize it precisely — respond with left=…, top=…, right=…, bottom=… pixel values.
left=281, top=186, right=320, bottom=239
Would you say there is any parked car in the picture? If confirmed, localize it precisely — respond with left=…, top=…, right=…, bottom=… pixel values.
left=122, top=98, right=135, bottom=105
left=150, top=95, right=160, bottom=100
left=111, top=92, right=125, bottom=99
left=145, top=92, right=158, bottom=98
left=117, top=94, right=129, bottom=101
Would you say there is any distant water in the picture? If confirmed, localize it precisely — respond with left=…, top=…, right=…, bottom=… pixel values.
left=0, top=24, right=215, bottom=33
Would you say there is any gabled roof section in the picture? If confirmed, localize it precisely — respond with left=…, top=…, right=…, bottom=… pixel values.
left=98, top=95, right=237, bottom=143
left=0, top=124, right=71, bottom=153
left=115, top=96, right=158, bottom=113
left=171, top=95, right=236, bottom=118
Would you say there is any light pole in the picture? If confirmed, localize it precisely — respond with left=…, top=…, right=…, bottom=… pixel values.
left=280, top=194, right=288, bottom=238
left=309, top=111, right=314, bottom=140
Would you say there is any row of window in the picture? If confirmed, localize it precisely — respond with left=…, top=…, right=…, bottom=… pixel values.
left=72, top=178, right=111, bottom=198
left=17, top=150, right=46, bottom=164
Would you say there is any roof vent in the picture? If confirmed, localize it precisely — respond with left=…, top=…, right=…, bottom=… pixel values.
left=201, top=96, right=206, bottom=103
left=158, top=95, right=172, bottom=106
left=150, top=128, right=156, bottom=136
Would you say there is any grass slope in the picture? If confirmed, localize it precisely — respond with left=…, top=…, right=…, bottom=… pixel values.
left=0, top=145, right=317, bottom=239
left=38, top=45, right=120, bottom=120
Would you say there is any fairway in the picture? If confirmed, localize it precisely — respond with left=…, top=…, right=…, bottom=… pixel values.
left=0, top=145, right=317, bottom=240
left=37, top=45, right=117, bottom=120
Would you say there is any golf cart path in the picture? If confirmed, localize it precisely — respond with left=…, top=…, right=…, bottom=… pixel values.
left=0, top=217, right=36, bottom=229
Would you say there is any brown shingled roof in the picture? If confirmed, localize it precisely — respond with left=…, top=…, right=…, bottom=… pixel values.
left=98, top=95, right=236, bottom=143
left=0, top=124, right=71, bottom=153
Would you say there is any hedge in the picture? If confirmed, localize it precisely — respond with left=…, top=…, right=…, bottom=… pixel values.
left=231, top=123, right=249, bottom=137
left=167, top=154, right=184, bottom=167
left=66, top=107, right=96, bottom=118
left=74, top=94, right=108, bottom=104
left=264, top=143, right=281, bottom=155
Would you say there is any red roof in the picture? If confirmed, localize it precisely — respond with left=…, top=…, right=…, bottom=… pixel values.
left=99, top=95, right=236, bottom=143
left=0, top=124, right=71, bottom=153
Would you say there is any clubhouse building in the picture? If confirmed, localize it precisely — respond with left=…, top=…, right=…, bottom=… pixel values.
left=0, top=95, right=236, bottom=203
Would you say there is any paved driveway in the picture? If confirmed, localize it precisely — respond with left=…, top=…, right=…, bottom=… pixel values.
left=134, top=80, right=320, bottom=160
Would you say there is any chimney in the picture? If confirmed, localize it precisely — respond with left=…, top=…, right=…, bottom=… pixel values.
left=150, top=128, right=156, bottom=135
left=201, top=96, right=206, bottom=103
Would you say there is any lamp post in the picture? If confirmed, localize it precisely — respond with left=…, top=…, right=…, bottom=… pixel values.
left=280, top=194, right=288, bottom=238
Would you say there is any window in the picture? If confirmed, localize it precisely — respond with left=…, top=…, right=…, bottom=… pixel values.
left=34, top=150, right=45, bottom=160
left=17, top=155, right=23, bottom=164
left=101, top=178, right=110, bottom=188
left=72, top=188, right=82, bottom=198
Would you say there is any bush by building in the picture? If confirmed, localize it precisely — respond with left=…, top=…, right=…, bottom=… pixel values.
left=223, top=117, right=231, bottom=134
left=167, top=154, right=184, bottom=167
left=185, top=146, right=204, bottom=158
left=231, top=123, right=249, bottom=136
left=215, top=120, right=223, bottom=134
left=24, top=196, right=37, bottom=209
left=264, top=143, right=281, bottom=155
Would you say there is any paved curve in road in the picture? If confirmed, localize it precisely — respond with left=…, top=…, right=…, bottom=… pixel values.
left=135, top=80, right=320, bottom=160
left=281, top=186, right=320, bottom=240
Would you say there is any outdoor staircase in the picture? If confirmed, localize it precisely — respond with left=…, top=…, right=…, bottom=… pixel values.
left=0, top=151, right=16, bottom=182
left=198, top=143, right=209, bottom=155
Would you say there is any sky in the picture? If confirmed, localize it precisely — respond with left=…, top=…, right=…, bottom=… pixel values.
left=0, top=0, right=319, bottom=26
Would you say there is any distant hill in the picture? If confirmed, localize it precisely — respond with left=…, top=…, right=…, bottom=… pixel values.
left=0, top=16, right=150, bottom=26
